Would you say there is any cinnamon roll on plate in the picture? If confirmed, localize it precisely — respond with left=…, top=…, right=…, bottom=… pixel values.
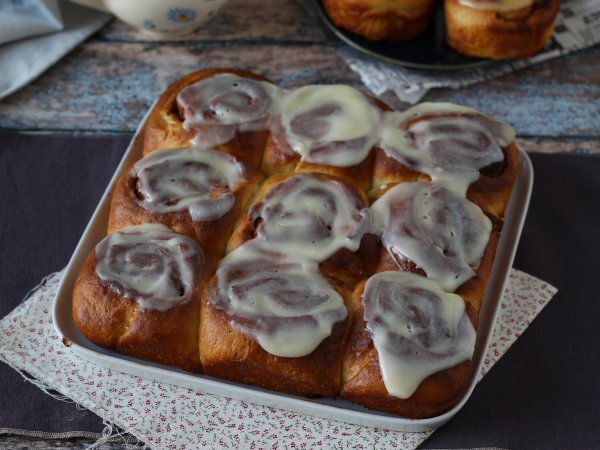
left=445, top=0, right=560, bottom=59
left=322, top=0, right=437, bottom=42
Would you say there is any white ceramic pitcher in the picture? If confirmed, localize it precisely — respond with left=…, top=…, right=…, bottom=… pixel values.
left=70, top=0, right=229, bottom=37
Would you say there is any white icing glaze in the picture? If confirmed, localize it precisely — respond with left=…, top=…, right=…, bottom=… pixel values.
left=95, top=224, right=203, bottom=311
left=248, top=173, right=372, bottom=261
left=278, top=85, right=381, bottom=167
left=212, top=243, right=347, bottom=357
left=132, top=147, right=244, bottom=221
left=458, top=0, right=534, bottom=13
left=363, top=271, right=476, bottom=398
left=177, top=73, right=282, bottom=147
left=380, top=103, right=514, bottom=196
left=371, top=182, right=492, bottom=292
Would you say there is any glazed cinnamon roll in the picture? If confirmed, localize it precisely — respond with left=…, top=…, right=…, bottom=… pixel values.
left=262, top=84, right=383, bottom=192
left=445, top=0, right=560, bottom=59
left=72, top=224, right=207, bottom=372
left=373, top=103, right=519, bottom=219
left=109, top=147, right=261, bottom=257
left=143, top=68, right=280, bottom=168
left=200, top=244, right=351, bottom=396
left=227, top=172, right=378, bottom=286
left=322, top=0, right=437, bottom=42
left=341, top=272, right=476, bottom=418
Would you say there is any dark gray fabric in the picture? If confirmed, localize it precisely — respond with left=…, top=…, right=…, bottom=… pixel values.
left=0, top=132, right=130, bottom=433
left=1, top=133, right=599, bottom=448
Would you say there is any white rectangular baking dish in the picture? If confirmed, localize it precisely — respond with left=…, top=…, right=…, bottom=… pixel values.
left=53, top=110, right=533, bottom=433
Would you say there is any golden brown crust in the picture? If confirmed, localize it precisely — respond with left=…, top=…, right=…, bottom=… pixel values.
left=143, top=67, right=273, bottom=168
left=200, top=275, right=352, bottom=397
left=322, top=0, right=437, bottom=41
left=445, top=0, right=560, bottom=59
left=107, top=159, right=262, bottom=258
left=72, top=252, right=205, bottom=373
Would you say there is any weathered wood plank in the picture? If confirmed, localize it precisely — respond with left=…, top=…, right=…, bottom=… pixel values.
left=0, top=0, right=598, bottom=139
left=516, top=139, right=600, bottom=154
left=98, top=0, right=324, bottom=43
left=0, top=42, right=352, bottom=133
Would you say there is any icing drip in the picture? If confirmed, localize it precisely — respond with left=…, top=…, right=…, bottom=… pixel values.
left=248, top=173, right=372, bottom=261
left=177, top=73, right=281, bottom=146
left=212, top=243, right=347, bottom=357
left=278, top=85, right=381, bottom=167
left=363, top=271, right=476, bottom=398
left=95, top=224, right=203, bottom=311
left=380, top=103, right=515, bottom=195
left=458, top=0, right=534, bottom=13
left=371, top=182, right=492, bottom=292
left=132, top=147, right=244, bottom=221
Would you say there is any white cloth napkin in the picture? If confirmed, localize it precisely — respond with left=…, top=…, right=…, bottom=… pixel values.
left=0, top=269, right=557, bottom=449
left=0, top=0, right=63, bottom=45
left=0, top=1, right=111, bottom=100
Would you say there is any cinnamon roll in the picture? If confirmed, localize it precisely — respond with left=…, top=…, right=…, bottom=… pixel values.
left=373, top=103, right=519, bottom=220
left=322, top=0, right=437, bottom=42
left=341, top=272, right=476, bottom=418
left=227, top=172, right=378, bottom=286
left=109, top=146, right=261, bottom=257
left=445, top=0, right=560, bottom=59
left=72, top=224, right=207, bottom=372
left=200, top=244, right=351, bottom=396
left=143, top=68, right=280, bottom=168
left=262, top=84, right=383, bottom=192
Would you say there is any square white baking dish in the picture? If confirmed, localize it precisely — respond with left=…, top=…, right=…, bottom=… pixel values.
left=53, top=108, right=533, bottom=433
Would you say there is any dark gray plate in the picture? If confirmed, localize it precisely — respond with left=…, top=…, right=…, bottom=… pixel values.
left=315, top=0, right=493, bottom=71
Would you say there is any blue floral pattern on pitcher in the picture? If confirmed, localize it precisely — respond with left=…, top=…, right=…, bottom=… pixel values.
left=166, top=8, right=198, bottom=23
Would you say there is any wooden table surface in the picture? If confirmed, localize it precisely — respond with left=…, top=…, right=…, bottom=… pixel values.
left=0, top=0, right=599, bottom=448
left=1, top=0, right=599, bottom=152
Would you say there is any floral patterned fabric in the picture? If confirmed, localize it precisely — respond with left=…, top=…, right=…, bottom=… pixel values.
left=0, top=269, right=557, bottom=449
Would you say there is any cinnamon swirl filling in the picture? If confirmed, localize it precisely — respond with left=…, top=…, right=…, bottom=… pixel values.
left=177, top=73, right=281, bottom=147
left=95, top=224, right=203, bottom=311
left=248, top=173, right=372, bottom=261
left=371, top=182, right=491, bottom=292
left=380, top=103, right=515, bottom=195
left=131, top=147, right=245, bottom=221
left=363, top=271, right=476, bottom=398
left=211, top=244, right=347, bottom=357
left=276, top=85, right=381, bottom=167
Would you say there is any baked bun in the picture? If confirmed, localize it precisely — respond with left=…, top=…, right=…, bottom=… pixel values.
left=143, top=68, right=280, bottom=168
left=261, top=84, right=384, bottom=192
left=226, top=172, right=379, bottom=286
left=200, top=246, right=352, bottom=396
left=72, top=224, right=207, bottom=372
left=108, top=146, right=262, bottom=257
left=445, top=0, right=560, bottom=59
left=341, top=273, right=475, bottom=418
left=322, top=0, right=437, bottom=41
